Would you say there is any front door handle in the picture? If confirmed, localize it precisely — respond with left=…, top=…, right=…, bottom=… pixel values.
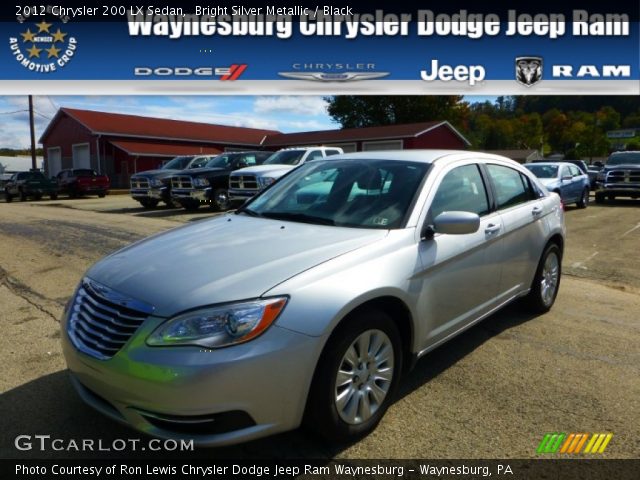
left=532, top=206, right=543, bottom=216
left=485, top=223, right=501, bottom=234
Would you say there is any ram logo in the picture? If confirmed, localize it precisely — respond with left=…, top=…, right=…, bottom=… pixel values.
left=552, top=65, right=631, bottom=77
left=515, top=57, right=543, bottom=87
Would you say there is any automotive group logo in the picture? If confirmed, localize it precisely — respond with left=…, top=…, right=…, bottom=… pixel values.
left=9, top=19, right=77, bottom=73
left=515, top=56, right=543, bottom=86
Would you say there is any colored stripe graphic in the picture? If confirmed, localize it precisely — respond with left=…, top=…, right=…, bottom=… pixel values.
left=539, top=433, right=613, bottom=454
left=221, top=64, right=247, bottom=81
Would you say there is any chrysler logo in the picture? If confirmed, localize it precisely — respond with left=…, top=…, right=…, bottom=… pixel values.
left=278, top=71, right=389, bottom=82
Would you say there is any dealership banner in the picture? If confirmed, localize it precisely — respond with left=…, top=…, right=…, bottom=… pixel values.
left=1, top=1, right=638, bottom=94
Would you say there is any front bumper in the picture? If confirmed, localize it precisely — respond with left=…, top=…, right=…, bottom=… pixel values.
left=595, top=182, right=640, bottom=197
left=228, top=188, right=259, bottom=202
left=131, top=187, right=167, bottom=201
left=61, top=311, right=322, bottom=446
left=171, top=187, right=210, bottom=202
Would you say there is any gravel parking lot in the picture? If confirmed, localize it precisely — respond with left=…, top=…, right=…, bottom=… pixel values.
left=0, top=194, right=638, bottom=459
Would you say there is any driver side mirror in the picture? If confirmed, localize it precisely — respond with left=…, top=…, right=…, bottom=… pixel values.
left=422, top=211, right=480, bottom=239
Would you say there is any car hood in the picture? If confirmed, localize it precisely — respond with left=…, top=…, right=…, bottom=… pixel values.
left=232, top=165, right=296, bottom=178
left=177, top=167, right=227, bottom=177
left=603, top=164, right=640, bottom=170
left=131, top=169, right=178, bottom=180
left=86, top=215, right=388, bottom=317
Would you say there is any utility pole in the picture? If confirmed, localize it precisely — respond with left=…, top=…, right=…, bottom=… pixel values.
left=28, top=95, right=37, bottom=170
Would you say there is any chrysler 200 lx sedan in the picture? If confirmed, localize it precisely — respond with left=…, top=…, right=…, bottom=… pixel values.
left=61, top=151, right=565, bottom=446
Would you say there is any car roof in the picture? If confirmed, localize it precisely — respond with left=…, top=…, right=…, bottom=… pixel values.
left=326, top=149, right=515, bottom=165
left=524, top=162, right=574, bottom=167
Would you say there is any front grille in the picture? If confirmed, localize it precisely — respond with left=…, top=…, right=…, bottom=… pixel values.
left=229, top=174, right=258, bottom=191
left=171, top=176, right=192, bottom=189
left=67, top=278, right=154, bottom=360
left=130, top=178, right=150, bottom=189
left=607, top=170, right=640, bottom=184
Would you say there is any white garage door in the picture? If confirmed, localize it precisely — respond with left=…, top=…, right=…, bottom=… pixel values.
left=328, top=143, right=357, bottom=153
left=362, top=140, right=403, bottom=152
left=47, top=147, right=61, bottom=176
left=72, top=143, right=90, bottom=169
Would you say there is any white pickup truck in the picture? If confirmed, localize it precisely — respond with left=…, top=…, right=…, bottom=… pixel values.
left=228, top=146, right=343, bottom=203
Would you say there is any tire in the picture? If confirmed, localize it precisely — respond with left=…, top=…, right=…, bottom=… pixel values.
left=304, top=309, right=403, bottom=443
left=210, top=188, right=231, bottom=211
left=182, top=200, right=200, bottom=211
left=49, top=193, right=57, bottom=200
left=4, top=190, right=12, bottom=203
left=524, top=243, right=562, bottom=314
left=163, top=197, right=176, bottom=208
left=139, top=198, right=159, bottom=209
left=97, top=191, right=106, bottom=198
left=595, top=192, right=605, bottom=204
left=576, top=188, right=589, bottom=209
left=19, top=190, right=27, bottom=201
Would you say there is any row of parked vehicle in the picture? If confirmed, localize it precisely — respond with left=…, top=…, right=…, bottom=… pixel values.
left=524, top=151, right=640, bottom=208
left=129, top=146, right=343, bottom=211
left=131, top=149, right=640, bottom=213
left=3, top=168, right=110, bottom=202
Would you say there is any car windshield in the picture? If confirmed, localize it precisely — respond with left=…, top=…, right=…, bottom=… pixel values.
left=240, top=159, right=429, bottom=229
left=263, top=150, right=306, bottom=166
left=607, top=153, right=640, bottom=166
left=525, top=164, right=558, bottom=179
left=205, top=154, right=235, bottom=168
left=73, top=169, right=97, bottom=177
left=162, top=156, right=193, bottom=170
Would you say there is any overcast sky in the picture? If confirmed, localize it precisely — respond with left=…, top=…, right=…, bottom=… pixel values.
left=0, top=95, right=494, bottom=149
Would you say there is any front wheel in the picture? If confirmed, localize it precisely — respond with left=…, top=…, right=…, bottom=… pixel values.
left=138, top=198, right=159, bottom=209
left=210, top=188, right=231, bottom=211
left=595, top=192, right=605, bottom=204
left=524, top=243, right=562, bottom=314
left=4, top=190, right=12, bottom=203
left=49, top=193, right=58, bottom=200
left=182, top=199, right=200, bottom=211
left=576, top=188, right=589, bottom=209
left=304, top=309, right=402, bottom=443
left=97, top=191, right=106, bottom=198
left=19, top=190, right=27, bottom=201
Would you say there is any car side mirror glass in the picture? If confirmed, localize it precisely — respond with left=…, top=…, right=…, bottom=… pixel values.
left=423, top=211, right=480, bottom=238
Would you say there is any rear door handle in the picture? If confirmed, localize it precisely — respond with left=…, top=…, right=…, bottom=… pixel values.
left=532, top=206, right=543, bottom=216
left=484, top=223, right=501, bottom=235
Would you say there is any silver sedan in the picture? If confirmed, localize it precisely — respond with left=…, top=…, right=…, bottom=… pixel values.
left=61, top=150, right=565, bottom=446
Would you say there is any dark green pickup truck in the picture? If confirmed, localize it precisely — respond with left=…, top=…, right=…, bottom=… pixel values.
left=4, top=170, right=58, bottom=202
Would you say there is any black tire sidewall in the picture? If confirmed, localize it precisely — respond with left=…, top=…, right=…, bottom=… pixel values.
left=306, top=309, right=403, bottom=443
left=527, top=243, right=562, bottom=313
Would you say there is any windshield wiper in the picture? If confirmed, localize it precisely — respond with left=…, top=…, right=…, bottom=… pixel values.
left=236, top=206, right=262, bottom=217
left=260, top=211, right=335, bottom=225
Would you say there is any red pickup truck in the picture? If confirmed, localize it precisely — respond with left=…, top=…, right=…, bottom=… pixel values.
left=55, top=169, right=110, bottom=198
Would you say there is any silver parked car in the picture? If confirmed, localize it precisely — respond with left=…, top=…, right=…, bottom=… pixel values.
left=61, top=151, right=565, bottom=446
left=524, top=162, right=590, bottom=208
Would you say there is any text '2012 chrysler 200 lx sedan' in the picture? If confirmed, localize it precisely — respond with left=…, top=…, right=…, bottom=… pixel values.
left=62, top=151, right=565, bottom=446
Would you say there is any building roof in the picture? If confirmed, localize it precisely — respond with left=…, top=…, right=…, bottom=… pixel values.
left=40, top=108, right=280, bottom=146
left=262, top=121, right=470, bottom=147
left=482, top=149, right=542, bottom=162
left=110, top=140, right=221, bottom=157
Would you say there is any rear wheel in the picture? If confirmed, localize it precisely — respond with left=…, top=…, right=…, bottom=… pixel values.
left=304, top=309, right=402, bottom=443
left=524, top=243, right=562, bottom=314
left=97, top=191, right=106, bottom=198
left=210, top=188, right=231, bottom=211
left=19, top=189, right=27, bottom=201
left=576, top=188, right=589, bottom=209
left=139, top=198, right=159, bottom=209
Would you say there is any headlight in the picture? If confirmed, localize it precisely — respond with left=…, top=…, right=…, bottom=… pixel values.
left=147, top=297, right=287, bottom=348
left=258, top=177, right=276, bottom=188
left=150, top=178, right=163, bottom=187
left=193, top=177, right=209, bottom=187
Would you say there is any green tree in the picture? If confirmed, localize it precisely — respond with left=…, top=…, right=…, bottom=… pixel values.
left=325, top=96, right=466, bottom=128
